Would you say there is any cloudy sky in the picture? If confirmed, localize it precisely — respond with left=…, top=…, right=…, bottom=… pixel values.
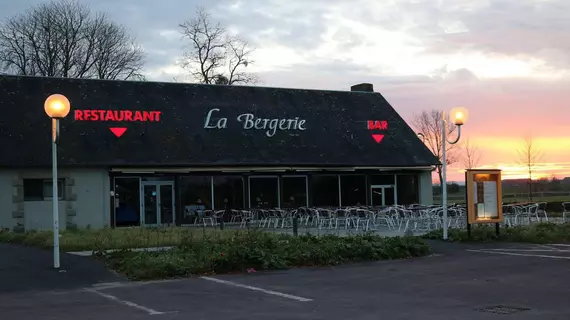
left=3, top=0, right=570, bottom=181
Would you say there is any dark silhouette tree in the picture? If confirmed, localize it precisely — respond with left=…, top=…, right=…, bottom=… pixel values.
left=462, top=137, right=482, bottom=169
left=518, top=136, right=542, bottom=201
left=178, top=7, right=258, bottom=85
left=0, top=0, right=145, bottom=80
left=412, top=109, right=459, bottom=187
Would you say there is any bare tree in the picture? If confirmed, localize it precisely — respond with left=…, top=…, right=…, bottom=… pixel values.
left=178, top=7, right=258, bottom=85
left=462, top=138, right=482, bottom=169
left=412, top=110, right=459, bottom=187
left=0, top=0, right=145, bottom=80
left=518, top=136, right=542, bottom=201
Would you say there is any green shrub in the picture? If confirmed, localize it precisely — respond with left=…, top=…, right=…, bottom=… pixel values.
left=423, top=222, right=570, bottom=244
left=103, top=230, right=432, bottom=280
left=0, top=229, right=29, bottom=244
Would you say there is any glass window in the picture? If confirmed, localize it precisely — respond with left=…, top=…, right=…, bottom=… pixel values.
left=311, top=175, right=339, bottom=207
left=370, top=174, right=395, bottom=185
left=23, top=179, right=64, bottom=201
left=113, top=177, right=141, bottom=227
left=180, top=176, right=212, bottom=225
left=249, top=177, right=279, bottom=208
left=281, top=176, right=307, bottom=208
left=396, top=174, right=419, bottom=205
left=371, top=186, right=395, bottom=206
left=340, top=175, right=366, bottom=206
left=213, top=176, right=244, bottom=210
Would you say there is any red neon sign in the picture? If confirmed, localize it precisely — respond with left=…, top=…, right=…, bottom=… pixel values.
left=74, top=110, right=162, bottom=122
left=109, top=127, right=127, bottom=138
left=367, top=120, right=388, bottom=144
left=74, top=109, right=162, bottom=138
left=371, top=134, right=384, bottom=143
left=367, top=120, right=387, bottom=130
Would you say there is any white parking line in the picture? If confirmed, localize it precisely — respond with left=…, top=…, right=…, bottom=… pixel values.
left=484, top=248, right=570, bottom=253
left=535, top=244, right=563, bottom=251
left=85, top=288, right=166, bottom=315
left=467, top=249, right=570, bottom=260
left=201, top=276, right=313, bottom=302
left=91, top=279, right=182, bottom=290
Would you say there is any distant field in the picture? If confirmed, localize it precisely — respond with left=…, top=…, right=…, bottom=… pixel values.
left=504, top=195, right=570, bottom=202
left=434, top=194, right=570, bottom=207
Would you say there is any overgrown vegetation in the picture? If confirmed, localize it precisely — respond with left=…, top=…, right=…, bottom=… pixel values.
left=0, top=227, right=432, bottom=281
left=423, top=223, right=570, bottom=244
left=103, top=230, right=431, bottom=280
left=0, top=227, right=229, bottom=252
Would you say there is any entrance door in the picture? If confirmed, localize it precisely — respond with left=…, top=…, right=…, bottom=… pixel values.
left=141, top=182, right=175, bottom=226
left=370, top=185, right=396, bottom=206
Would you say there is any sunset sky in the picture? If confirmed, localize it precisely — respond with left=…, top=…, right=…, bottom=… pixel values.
left=3, top=0, right=570, bottom=182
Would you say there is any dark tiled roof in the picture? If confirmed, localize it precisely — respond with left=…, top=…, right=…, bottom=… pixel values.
left=0, top=75, right=437, bottom=168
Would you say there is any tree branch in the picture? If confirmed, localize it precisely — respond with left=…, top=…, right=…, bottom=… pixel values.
left=462, top=137, right=482, bottom=169
left=178, top=6, right=258, bottom=85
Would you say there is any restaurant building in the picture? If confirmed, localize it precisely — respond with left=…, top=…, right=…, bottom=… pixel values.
left=0, top=75, right=437, bottom=231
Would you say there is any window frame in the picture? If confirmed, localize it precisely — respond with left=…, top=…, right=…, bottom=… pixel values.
left=23, top=178, right=65, bottom=201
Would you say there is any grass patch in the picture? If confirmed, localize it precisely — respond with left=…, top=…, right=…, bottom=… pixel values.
left=0, top=227, right=232, bottom=252
left=103, top=230, right=432, bottom=280
left=423, top=222, right=570, bottom=244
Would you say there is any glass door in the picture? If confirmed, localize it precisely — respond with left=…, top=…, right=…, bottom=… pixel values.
left=141, top=182, right=175, bottom=226
left=384, top=187, right=395, bottom=206
left=370, top=185, right=396, bottom=206
left=142, top=184, right=158, bottom=225
left=113, top=177, right=141, bottom=227
left=160, top=184, right=175, bottom=225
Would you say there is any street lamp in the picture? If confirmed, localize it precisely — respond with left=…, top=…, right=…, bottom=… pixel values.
left=44, top=94, right=71, bottom=269
left=441, top=107, right=469, bottom=240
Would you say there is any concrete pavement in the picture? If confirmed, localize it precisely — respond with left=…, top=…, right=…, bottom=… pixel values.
left=2, top=240, right=570, bottom=319
left=0, top=243, right=123, bottom=293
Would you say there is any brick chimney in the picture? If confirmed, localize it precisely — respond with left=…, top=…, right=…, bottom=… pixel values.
left=350, top=83, right=374, bottom=92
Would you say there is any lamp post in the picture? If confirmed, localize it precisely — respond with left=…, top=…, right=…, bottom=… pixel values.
left=44, top=94, right=71, bottom=269
left=441, top=107, right=469, bottom=240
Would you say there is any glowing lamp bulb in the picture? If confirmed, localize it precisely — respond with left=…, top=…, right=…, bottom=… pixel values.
left=44, top=94, right=71, bottom=119
left=450, top=107, right=469, bottom=126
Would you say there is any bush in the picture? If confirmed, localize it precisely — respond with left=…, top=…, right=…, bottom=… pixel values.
left=103, top=230, right=432, bottom=280
left=423, top=222, right=570, bottom=244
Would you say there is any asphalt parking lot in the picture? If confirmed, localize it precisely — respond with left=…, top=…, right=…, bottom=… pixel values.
left=2, top=241, right=570, bottom=319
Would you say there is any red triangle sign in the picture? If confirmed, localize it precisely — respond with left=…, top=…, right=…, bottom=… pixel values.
left=372, top=134, right=384, bottom=143
left=109, top=127, right=127, bottom=138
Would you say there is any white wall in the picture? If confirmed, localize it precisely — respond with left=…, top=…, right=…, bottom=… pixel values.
left=72, top=170, right=111, bottom=228
left=0, top=168, right=110, bottom=231
left=0, top=173, right=15, bottom=230
left=419, top=170, right=434, bottom=205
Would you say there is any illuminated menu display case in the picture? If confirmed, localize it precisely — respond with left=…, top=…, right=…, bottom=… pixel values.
left=466, top=169, right=503, bottom=224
